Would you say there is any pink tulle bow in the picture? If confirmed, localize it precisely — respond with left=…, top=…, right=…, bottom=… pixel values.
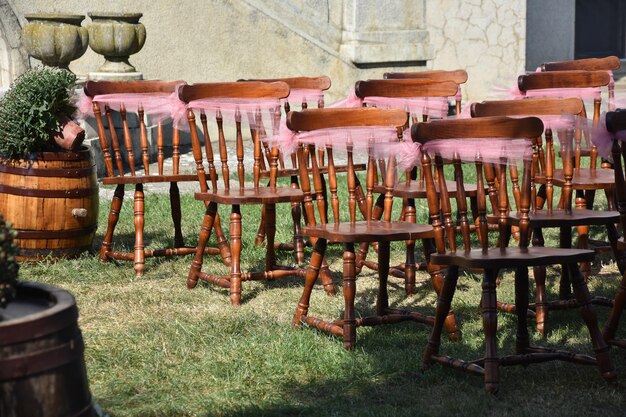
left=272, top=125, right=421, bottom=170
left=263, top=118, right=298, bottom=156
left=362, top=96, right=449, bottom=119
left=75, top=89, right=179, bottom=125
left=327, top=88, right=362, bottom=108
left=422, top=137, right=534, bottom=164
left=181, top=97, right=281, bottom=132
left=591, top=112, right=626, bottom=159
left=283, top=88, right=324, bottom=107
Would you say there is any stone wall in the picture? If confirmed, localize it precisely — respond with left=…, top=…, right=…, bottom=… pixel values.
left=10, top=0, right=433, bottom=103
left=425, top=0, right=527, bottom=101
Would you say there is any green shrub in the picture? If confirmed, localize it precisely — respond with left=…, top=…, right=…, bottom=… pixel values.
left=0, top=67, right=77, bottom=158
left=0, top=214, right=18, bottom=308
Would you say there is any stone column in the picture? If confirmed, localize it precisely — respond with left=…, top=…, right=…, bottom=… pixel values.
left=340, top=0, right=432, bottom=67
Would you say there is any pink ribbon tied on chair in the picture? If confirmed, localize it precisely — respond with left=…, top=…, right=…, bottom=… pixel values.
left=174, top=96, right=282, bottom=133
left=266, top=125, right=423, bottom=171
left=76, top=89, right=182, bottom=125
left=422, top=137, right=534, bottom=164
left=591, top=112, right=626, bottom=159
left=328, top=88, right=450, bottom=119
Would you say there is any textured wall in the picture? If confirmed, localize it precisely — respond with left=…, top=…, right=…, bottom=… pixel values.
left=10, top=0, right=432, bottom=103
left=426, top=0, right=527, bottom=102
left=525, top=0, right=574, bottom=71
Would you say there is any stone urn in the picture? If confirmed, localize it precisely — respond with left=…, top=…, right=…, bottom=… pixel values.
left=87, top=12, right=145, bottom=75
left=21, top=14, right=88, bottom=70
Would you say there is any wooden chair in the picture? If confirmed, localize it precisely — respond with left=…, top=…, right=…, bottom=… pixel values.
left=240, top=76, right=330, bottom=263
left=518, top=70, right=615, bottom=275
left=383, top=69, right=468, bottom=114
left=354, top=78, right=475, bottom=304
left=471, top=97, right=624, bottom=335
left=540, top=56, right=620, bottom=109
left=603, top=108, right=626, bottom=349
left=291, top=107, right=449, bottom=349
left=85, top=80, right=231, bottom=276
left=416, top=116, right=616, bottom=394
left=180, top=81, right=332, bottom=306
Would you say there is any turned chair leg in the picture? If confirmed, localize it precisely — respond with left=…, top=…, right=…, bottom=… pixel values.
left=575, top=191, right=591, bottom=278
left=568, top=263, right=616, bottom=382
left=532, top=227, right=548, bottom=335
left=404, top=198, right=417, bottom=296
left=424, top=238, right=462, bottom=341
left=100, top=184, right=124, bottom=262
left=264, top=203, right=277, bottom=271
left=290, top=175, right=305, bottom=264
left=514, top=268, right=531, bottom=353
left=423, top=265, right=459, bottom=369
left=603, top=268, right=626, bottom=343
left=342, top=243, right=357, bottom=350
left=606, top=222, right=626, bottom=275
left=133, top=184, right=145, bottom=277
left=207, top=208, right=231, bottom=267
left=482, top=268, right=500, bottom=394
left=376, top=241, right=390, bottom=316
left=229, top=205, right=243, bottom=306
left=188, top=202, right=218, bottom=289
left=293, top=239, right=328, bottom=326
left=169, top=182, right=184, bottom=248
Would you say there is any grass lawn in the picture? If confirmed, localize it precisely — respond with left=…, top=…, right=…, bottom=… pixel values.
left=16, top=175, right=626, bottom=417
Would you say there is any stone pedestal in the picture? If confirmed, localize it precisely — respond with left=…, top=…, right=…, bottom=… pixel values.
left=340, top=0, right=432, bottom=67
left=87, top=71, right=143, bottom=81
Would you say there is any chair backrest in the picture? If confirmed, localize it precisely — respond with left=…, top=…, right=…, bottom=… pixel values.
left=541, top=56, right=621, bottom=72
left=84, top=80, right=185, bottom=179
left=239, top=76, right=331, bottom=169
left=541, top=57, right=621, bottom=109
left=241, top=76, right=331, bottom=110
left=356, top=78, right=460, bottom=119
left=178, top=81, right=290, bottom=192
left=517, top=70, right=609, bottom=120
left=413, top=116, right=544, bottom=254
left=287, top=108, right=408, bottom=226
left=471, top=98, right=585, bottom=213
left=518, top=70, right=610, bottom=167
left=606, top=109, right=626, bottom=232
left=383, top=69, right=468, bottom=114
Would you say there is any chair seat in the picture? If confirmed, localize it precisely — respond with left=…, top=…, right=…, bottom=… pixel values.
left=505, top=209, right=619, bottom=227
left=303, top=220, right=433, bottom=243
left=431, top=246, right=595, bottom=270
left=194, top=187, right=303, bottom=204
left=103, top=174, right=198, bottom=185
left=542, top=168, right=615, bottom=190
left=387, top=180, right=480, bottom=198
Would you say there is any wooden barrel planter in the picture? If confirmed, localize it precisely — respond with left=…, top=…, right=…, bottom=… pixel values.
left=0, top=147, right=99, bottom=260
left=0, top=282, right=95, bottom=417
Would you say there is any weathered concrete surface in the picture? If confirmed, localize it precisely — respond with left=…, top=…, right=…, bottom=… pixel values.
left=525, top=0, right=574, bottom=71
left=13, top=0, right=433, bottom=103
left=426, top=0, right=526, bottom=101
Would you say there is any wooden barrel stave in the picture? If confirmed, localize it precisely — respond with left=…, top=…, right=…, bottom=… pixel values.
left=0, top=148, right=99, bottom=259
left=0, top=283, right=94, bottom=417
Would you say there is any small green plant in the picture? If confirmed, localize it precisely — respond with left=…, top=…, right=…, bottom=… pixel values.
left=0, top=214, right=18, bottom=308
left=0, top=67, right=77, bottom=158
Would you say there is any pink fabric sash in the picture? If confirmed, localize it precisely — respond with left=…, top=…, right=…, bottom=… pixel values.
left=512, top=86, right=602, bottom=101
left=77, top=90, right=181, bottom=124
left=327, top=88, right=451, bottom=118
left=591, top=112, right=626, bottom=159
left=422, top=138, right=534, bottom=164
left=174, top=97, right=282, bottom=132
left=283, top=88, right=324, bottom=107
left=78, top=88, right=283, bottom=133
left=266, top=125, right=422, bottom=170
